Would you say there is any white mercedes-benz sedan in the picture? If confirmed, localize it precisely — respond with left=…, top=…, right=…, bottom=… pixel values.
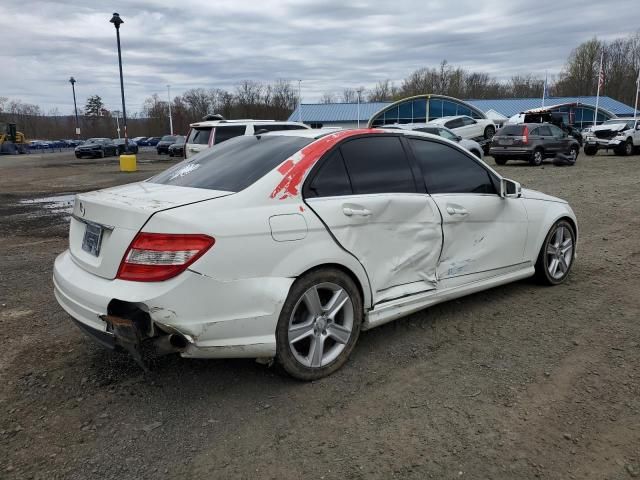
left=53, top=128, right=577, bottom=380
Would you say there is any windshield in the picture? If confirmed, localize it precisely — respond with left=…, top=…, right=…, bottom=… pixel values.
left=161, top=135, right=177, bottom=142
left=85, top=138, right=103, bottom=144
left=149, top=135, right=312, bottom=192
left=438, top=128, right=459, bottom=141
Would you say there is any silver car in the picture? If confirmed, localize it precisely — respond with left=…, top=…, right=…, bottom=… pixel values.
left=383, top=123, right=484, bottom=158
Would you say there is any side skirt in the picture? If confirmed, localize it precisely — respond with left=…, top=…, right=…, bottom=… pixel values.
left=363, top=265, right=535, bottom=330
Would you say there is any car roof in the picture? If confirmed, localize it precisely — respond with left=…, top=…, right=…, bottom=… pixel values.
left=264, top=127, right=454, bottom=144
left=189, top=119, right=308, bottom=128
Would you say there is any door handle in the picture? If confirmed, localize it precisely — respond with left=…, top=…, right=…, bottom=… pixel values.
left=343, top=207, right=371, bottom=217
left=446, top=205, right=468, bottom=216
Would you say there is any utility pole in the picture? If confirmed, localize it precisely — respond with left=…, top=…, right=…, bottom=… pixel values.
left=167, top=84, right=174, bottom=135
left=69, top=77, right=80, bottom=138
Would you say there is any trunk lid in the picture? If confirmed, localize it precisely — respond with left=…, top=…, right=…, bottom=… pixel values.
left=69, top=182, right=230, bottom=279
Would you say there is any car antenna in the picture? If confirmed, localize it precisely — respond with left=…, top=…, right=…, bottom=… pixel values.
left=254, top=128, right=269, bottom=138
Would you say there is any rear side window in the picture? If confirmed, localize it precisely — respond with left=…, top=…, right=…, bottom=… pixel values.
left=214, top=125, right=246, bottom=144
left=409, top=139, right=497, bottom=195
left=339, top=136, right=415, bottom=194
left=460, top=117, right=476, bottom=126
left=497, top=125, right=524, bottom=136
left=537, top=126, right=552, bottom=136
left=150, top=136, right=312, bottom=192
left=187, top=127, right=212, bottom=145
left=445, top=118, right=464, bottom=129
left=306, top=150, right=352, bottom=198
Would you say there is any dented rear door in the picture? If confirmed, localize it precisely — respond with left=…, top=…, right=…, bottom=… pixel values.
left=305, top=136, right=443, bottom=304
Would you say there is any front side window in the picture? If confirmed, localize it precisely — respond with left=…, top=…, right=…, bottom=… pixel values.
left=340, top=136, right=416, bottom=194
left=409, top=139, right=497, bottom=195
left=214, top=125, right=246, bottom=144
left=306, top=150, right=352, bottom=198
left=460, top=117, right=476, bottom=126
left=548, top=125, right=564, bottom=137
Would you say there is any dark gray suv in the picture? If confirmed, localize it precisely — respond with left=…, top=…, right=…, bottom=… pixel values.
left=490, top=123, right=580, bottom=166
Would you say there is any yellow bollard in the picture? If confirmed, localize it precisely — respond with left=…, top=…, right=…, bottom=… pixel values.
left=119, top=154, right=137, bottom=172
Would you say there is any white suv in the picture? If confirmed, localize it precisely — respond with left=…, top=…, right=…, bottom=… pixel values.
left=185, top=119, right=309, bottom=158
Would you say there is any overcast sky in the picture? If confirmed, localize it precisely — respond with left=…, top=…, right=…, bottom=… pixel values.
left=1, top=0, right=638, bottom=114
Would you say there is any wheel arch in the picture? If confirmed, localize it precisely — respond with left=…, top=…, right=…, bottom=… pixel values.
left=295, top=262, right=370, bottom=312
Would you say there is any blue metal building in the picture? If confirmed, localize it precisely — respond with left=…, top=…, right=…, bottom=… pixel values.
left=289, top=95, right=638, bottom=129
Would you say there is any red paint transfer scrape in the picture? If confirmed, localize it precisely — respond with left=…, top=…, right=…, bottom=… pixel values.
left=270, top=129, right=384, bottom=200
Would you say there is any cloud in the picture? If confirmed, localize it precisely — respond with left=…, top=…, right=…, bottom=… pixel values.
left=0, top=0, right=638, bottom=114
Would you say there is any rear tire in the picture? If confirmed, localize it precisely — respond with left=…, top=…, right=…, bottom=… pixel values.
left=276, top=268, right=362, bottom=381
left=529, top=148, right=544, bottom=166
left=534, top=220, right=576, bottom=285
left=494, top=156, right=507, bottom=165
left=584, top=145, right=598, bottom=156
left=568, top=145, right=579, bottom=164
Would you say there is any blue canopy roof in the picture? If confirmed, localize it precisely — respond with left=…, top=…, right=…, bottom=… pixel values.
left=289, top=96, right=637, bottom=123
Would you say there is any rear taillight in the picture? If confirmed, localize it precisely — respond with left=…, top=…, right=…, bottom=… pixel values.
left=522, top=125, right=529, bottom=144
left=117, top=233, right=215, bottom=282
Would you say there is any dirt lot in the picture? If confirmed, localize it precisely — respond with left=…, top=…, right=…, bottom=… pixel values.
left=1, top=148, right=639, bottom=479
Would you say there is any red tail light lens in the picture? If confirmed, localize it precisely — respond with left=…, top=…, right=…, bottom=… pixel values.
left=117, top=233, right=215, bottom=282
left=522, top=125, right=529, bottom=144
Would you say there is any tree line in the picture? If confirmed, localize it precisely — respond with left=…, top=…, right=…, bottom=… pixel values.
left=2, top=31, right=638, bottom=140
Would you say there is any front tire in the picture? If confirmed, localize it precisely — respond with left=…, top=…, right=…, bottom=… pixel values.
left=484, top=126, right=495, bottom=140
left=534, top=220, right=576, bottom=285
left=494, top=156, right=507, bottom=165
left=584, top=145, right=598, bottom=156
left=276, top=268, right=362, bottom=381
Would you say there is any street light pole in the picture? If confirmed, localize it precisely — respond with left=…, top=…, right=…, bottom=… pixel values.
left=167, top=84, right=173, bottom=135
left=69, top=77, right=80, bottom=139
left=110, top=13, right=128, bottom=152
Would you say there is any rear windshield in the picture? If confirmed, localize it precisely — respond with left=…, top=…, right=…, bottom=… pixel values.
left=149, top=135, right=313, bottom=192
left=497, top=125, right=524, bottom=136
left=187, top=127, right=212, bottom=145
left=161, top=135, right=177, bottom=142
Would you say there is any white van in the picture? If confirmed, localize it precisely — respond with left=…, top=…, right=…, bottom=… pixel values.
left=184, top=119, right=309, bottom=158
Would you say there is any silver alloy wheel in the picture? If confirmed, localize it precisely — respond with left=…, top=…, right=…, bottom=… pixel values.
left=546, top=225, right=574, bottom=280
left=569, top=148, right=577, bottom=161
left=288, top=282, right=354, bottom=368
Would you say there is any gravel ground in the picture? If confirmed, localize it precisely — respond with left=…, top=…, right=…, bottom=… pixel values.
left=1, top=148, right=639, bottom=479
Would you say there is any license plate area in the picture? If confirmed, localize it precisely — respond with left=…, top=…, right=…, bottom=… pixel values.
left=499, top=138, right=514, bottom=145
left=82, top=222, right=104, bottom=257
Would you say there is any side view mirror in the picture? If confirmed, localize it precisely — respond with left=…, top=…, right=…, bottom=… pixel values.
left=501, top=178, right=522, bottom=198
